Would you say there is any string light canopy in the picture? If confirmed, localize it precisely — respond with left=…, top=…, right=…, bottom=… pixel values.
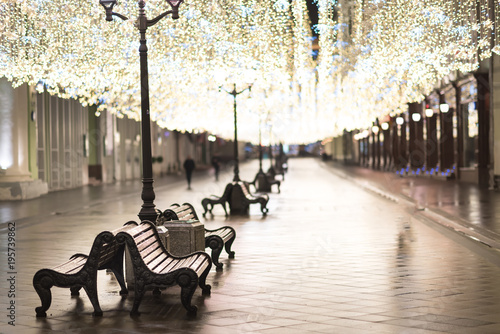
left=2, top=0, right=500, bottom=143
left=0, top=0, right=314, bottom=139
left=315, top=0, right=500, bottom=136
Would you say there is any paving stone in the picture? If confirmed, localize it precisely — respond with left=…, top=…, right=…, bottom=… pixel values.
left=2, top=158, right=500, bottom=333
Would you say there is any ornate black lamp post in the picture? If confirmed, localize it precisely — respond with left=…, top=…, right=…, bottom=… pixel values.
left=252, top=116, right=270, bottom=192
left=267, top=127, right=276, bottom=176
left=99, top=0, right=183, bottom=222
left=220, top=84, right=252, bottom=182
left=258, top=117, right=264, bottom=173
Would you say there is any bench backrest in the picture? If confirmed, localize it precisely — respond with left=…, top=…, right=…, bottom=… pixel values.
left=116, top=220, right=210, bottom=275
left=163, top=202, right=199, bottom=221
left=237, top=181, right=254, bottom=199
left=220, top=183, right=233, bottom=199
left=97, top=222, right=138, bottom=268
left=116, top=220, right=168, bottom=272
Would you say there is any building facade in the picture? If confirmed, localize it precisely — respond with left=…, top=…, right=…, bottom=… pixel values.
left=0, top=78, right=239, bottom=200
left=325, top=55, right=500, bottom=188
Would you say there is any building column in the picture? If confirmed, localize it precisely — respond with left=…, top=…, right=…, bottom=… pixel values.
left=439, top=92, right=454, bottom=174
left=399, top=114, right=408, bottom=171
left=455, top=82, right=463, bottom=180
left=88, top=106, right=103, bottom=183
left=382, top=121, right=390, bottom=170
left=492, top=52, right=500, bottom=187
left=475, top=73, right=490, bottom=187
left=374, top=121, right=381, bottom=170
left=425, top=106, right=439, bottom=172
left=0, top=79, right=48, bottom=200
left=409, top=102, right=425, bottom=171
left=364, top=135, right=371, bottom=167
left=391, top=117, right=400, bottom=171
left=371, top=127, right=377, bottom=169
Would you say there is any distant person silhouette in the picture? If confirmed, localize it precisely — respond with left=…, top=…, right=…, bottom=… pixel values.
left=183, top=156, right=195, bottom=189
left=211, top=156, right=220, bottom=181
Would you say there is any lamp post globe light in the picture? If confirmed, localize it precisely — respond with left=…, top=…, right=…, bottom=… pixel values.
left=219, top=83, right=252, bottom=182
left=99, top=0, right=183, bottom=223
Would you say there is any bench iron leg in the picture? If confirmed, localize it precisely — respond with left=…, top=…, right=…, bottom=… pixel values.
left=110, top=268, right=128, bottom=295
left=130, top=281, right=146, bottom=316
left=177, top=271, right=199, bottom=315
left=260, top=202, right=269, bottom=215
left=33, top=273, right=53, bottom=318
left=82, top=280, right=103, bottom=317
left=70, top=286, right=81, bottom=296
left=206, top=236, right=224, bottom=270
left=225, top=235, right=236, bottom=259
left=221, top=202, right=228, bottom=216
left=201, top=199, right=210, bottom=217
left=198, top=262, right=212, bottom=296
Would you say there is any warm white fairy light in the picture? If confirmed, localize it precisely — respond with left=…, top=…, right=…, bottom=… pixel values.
left=0, top=0, right=313, bottom=141
left=2, top=0, right=500, bottom=144
left=315, top=0, right=500, bottom=138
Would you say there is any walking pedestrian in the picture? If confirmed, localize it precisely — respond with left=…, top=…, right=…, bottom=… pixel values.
left=183, top=156, right=195, bottom=189
left=211, top=156, right=220, bottom=181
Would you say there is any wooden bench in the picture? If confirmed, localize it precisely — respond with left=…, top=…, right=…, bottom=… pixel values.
left=115, top=220, right=212, bottom=316
left=267, top=166, right=285, bottom=181
left=33, top=222, right=138, bottom=317
left=249, top=171, right=281, bottom=193
left=233, top=181, right=269, bottom=215
left=159, top=203, right=236, bottom=270
left=201, top=182, right=231, bottom=217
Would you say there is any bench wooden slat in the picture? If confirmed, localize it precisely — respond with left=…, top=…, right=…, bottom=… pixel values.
left=142, top=245, right=166, bottom=268
left=166, top=254, right=208, bottom=275
left=98, top=243, right=121, bottom=266
left=153, top=257, right=176, bottom=274
left=162, top=256, right=190, bottom=273
left=133, top=230, right=157, bottom=251
left=131, top=226, right=156, bottom=243
left=52, top=256, right=87, bottom=273
left=148, top=254, right=171, bottom=272
left=206, top=231, right=232, bottom=242
left=55, top=263, right=85, bottom=275
left=188, top=253, right=211, bottom=274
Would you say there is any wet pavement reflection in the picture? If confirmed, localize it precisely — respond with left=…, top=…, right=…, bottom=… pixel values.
left=330, top=162, right=500, bottom=241
left=1, top=158, right=500, bottom=333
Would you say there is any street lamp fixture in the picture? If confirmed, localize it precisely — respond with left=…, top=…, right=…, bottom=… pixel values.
left=219, top=83, right=252, bottom=182
left=439, top=103, right=450, bottom=113
left=99, top=0, right=184, bottom=223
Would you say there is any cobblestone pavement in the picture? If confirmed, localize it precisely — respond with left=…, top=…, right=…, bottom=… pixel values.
left=327, top=161, right=500, bottom=251
left=1, top=157, right=500, bottom=333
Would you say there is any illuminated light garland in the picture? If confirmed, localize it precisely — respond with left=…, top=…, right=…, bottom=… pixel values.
left=2, top=0, right=500, bottom=144
left=316, top=0, right=500, bottom=137
left=0, top=0, right=316, bottom=143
